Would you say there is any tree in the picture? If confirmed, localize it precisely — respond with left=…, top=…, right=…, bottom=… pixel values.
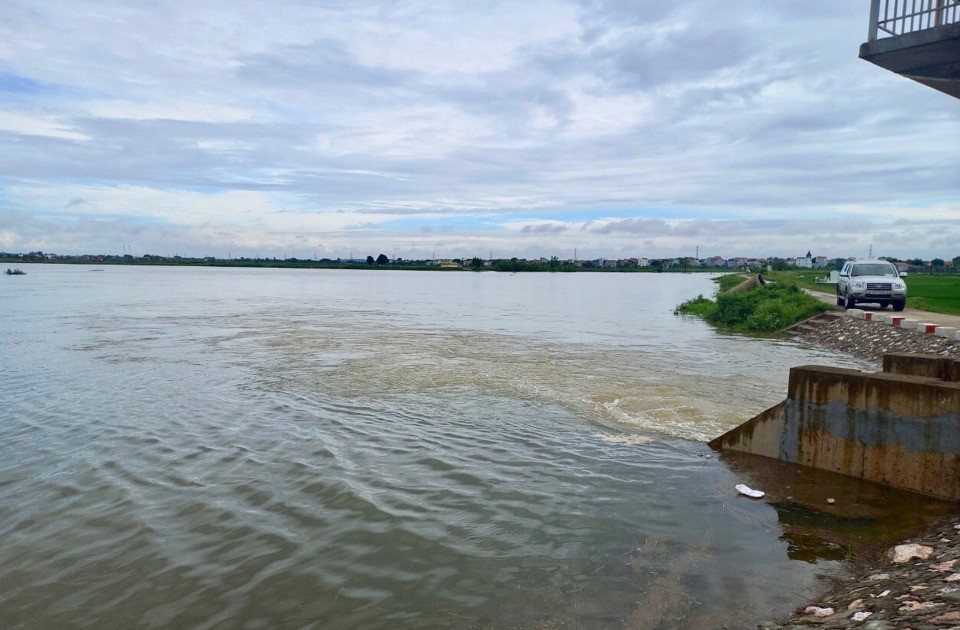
left=376, top=253, right=389, bottom=265
left=470, top=257, right=483, bottom=268
left=366, top=255, right=374, bottom=265
left=932, top=258, right=945, bottom=267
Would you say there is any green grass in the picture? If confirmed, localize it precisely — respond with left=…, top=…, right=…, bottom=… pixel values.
left=676, top=276, right=829, bottom=333
left=763, top=270, right=825, bottom=291
left=902, top=275, right=960, bottom=315
left=765, top=269, right=960, bottom=315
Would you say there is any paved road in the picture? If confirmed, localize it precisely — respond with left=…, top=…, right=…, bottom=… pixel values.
left=806, top=288, right=960, bottom=329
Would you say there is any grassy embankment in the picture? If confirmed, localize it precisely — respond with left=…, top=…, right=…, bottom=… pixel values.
left=764, top=270, right=960, bottom=316
left=675, top=273, right=829, bottom=333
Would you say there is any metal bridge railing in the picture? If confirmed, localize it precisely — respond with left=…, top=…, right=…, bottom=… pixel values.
left=868, top=0, right=960, bottom=41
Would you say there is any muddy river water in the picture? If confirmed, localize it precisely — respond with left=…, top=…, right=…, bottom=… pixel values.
left=0, top=265, right=950, bottom=628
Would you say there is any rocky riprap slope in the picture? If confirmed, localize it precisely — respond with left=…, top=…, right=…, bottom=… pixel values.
left=787, top=313, right=960, bottom=364
left=763, top=520, right=960, bottom=629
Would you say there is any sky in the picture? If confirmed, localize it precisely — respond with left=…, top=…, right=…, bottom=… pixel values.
left=0, top=1, right=957, bottom=261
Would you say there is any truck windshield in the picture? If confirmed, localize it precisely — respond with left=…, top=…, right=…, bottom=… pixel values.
left=851, top=264, right=898, bottom=277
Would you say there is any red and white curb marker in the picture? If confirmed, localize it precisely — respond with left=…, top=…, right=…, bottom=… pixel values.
left=917, top=323, right=939, bottom=334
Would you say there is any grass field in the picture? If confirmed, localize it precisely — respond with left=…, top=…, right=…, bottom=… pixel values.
left=763, top=270, right=960, bottom=315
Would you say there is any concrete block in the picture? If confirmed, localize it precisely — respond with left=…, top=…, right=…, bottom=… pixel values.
left=956, top=330, right=960, bottom=341
left=936, top=326, right=958, bottom=338
left=898, top=319, right=917, bottom=330
left=864, top=311, right=879, bottom=321
left=710, top=364, right=960, bottom=500
left=846, top=309, right=866, bottom=319
left=888, top=316, right=905, bottom=327
left=918, top=323, right=939, bottom=334
left=883, top=353, right=960, bottom=382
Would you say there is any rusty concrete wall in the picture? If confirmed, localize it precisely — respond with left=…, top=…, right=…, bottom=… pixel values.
left=710, top=364, right=960, bottom=500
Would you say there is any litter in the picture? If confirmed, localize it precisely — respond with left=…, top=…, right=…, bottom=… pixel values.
left=735, top=484, right=764, bottom=499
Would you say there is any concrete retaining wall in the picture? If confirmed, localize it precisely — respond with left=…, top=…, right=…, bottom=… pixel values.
left=709, top=355, right=960, bottom=499
left=883, top=352, right=960, bottom=382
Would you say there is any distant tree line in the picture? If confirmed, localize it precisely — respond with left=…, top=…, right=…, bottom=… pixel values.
left=3, top=251, right=960, bottom=273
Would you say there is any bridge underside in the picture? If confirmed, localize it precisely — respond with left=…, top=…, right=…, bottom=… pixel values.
left=860, top=23, right=960, bottom=99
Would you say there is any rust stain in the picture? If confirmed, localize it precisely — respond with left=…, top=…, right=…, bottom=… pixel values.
left=712, top=355, right=960, bottom=500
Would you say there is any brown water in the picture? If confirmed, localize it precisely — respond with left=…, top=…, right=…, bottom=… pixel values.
left=0, top=265, right=949, bottom=628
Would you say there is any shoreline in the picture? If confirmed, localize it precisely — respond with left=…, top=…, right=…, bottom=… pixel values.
left=762, top=316, right=960, bottom=627
left=762, top=517, right=960, bottom=628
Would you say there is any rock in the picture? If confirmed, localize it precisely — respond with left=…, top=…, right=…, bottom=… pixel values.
left=889, top=544, right=934, bottom=563
left=851, top=611, right=872, bottom=622
left=944, top=572, right=960, bottom=582
left=898, top=600, right=940, bottom=612
left=866, top=573, right=889, bottom=582
left=803, top=606, right=835, bottom=617
left=826, top=498, right=835, bottom=504
left=930, top=611, right=960, bottom=623
left=931, top=559, right=957, bottom=572
left=847, top=598, right=863, bottom=610
left=791, top=316, right=960, bottom=363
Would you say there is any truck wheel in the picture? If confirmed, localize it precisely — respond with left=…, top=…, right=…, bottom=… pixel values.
left=845, top=294, right=856, bottom=309
left=836, top=289, right=844, bottom=306
left=893, top=300, right=905, bottom=312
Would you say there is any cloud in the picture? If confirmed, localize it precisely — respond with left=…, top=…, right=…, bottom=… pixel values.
left=0, top=111, right=89, bottom=141
left=0, top=0, right=956, bottom=259
left=520, top=222, right=568, bottom=234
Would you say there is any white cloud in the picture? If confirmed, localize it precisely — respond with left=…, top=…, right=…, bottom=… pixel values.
left=85, top=101, right=255, bottom=124
left=0, top=230, right=18, bottom=247
left=0, top=0, right=956, bottom=259
left=0, top=111, right=89, bottom=141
